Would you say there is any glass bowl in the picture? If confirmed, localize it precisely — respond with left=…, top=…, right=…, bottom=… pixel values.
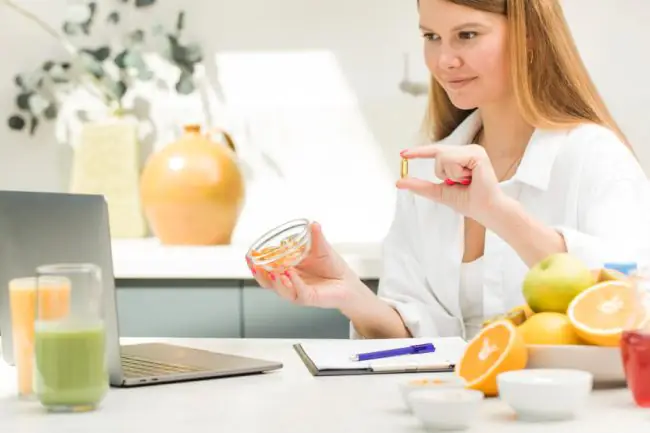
left=246, top=218, right=312, bottom=272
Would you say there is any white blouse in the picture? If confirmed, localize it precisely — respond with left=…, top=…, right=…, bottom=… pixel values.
left=351, top=110, right=650, bottom=340
left=459, top=257, right=488, bottom=340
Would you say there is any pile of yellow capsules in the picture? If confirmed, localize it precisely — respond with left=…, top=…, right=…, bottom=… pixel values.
left=250, top=234, right=307, bottom=271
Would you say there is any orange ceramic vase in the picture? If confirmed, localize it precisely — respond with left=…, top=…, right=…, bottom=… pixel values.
left=140, top=124, right=245, bottom=245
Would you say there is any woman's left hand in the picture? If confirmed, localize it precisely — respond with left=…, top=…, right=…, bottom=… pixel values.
left=396, top=144, right=508, bottom=224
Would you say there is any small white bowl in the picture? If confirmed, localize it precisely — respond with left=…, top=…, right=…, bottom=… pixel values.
left=398, top=375, right=467, bottom=412
left=408, top=388, right=484, bottom=431
left=497, top=369, right=594, bottom=422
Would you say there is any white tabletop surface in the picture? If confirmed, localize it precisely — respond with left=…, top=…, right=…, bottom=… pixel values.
left=111, top=239, right=383, bottom=280
left=0, top=338, right=646, bottom=433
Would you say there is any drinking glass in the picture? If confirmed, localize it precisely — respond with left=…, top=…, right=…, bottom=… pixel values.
left=33, top=263, right=109, bottom=412
left=9, top=276, right=70, bottom=398
left=621, top=264, right=650, bottom=407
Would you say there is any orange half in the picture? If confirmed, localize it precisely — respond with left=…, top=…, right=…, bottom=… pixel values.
left=567, top=280, right=648, bottom=347
left=455, top=320, right=528, bottom=396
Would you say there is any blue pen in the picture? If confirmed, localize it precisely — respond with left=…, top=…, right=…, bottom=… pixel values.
left=350, top=343, right=435, bottom=362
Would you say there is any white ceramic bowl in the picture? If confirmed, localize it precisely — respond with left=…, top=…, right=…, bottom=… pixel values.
left=399, top=375, right=467, bottom=412
left=497, top=369, right=594, bottom=422
left=408, top=388, right=484, bottom=431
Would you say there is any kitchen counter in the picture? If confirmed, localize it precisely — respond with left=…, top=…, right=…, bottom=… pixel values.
left=108, top=239, right=382, bottom=340
left=111, top=238, right=383, bottom=280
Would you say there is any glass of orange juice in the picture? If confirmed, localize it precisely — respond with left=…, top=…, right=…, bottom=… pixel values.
left=8, top=276, right=70, bottom=398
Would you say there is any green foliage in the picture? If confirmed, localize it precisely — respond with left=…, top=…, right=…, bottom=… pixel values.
left=7, top=0, right=204, bottom=135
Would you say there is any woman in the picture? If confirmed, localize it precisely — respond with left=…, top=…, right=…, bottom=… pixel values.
left=247, top=0, right=650, bottom=340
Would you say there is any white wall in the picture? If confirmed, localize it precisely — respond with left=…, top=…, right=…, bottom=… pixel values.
left=0, top=0, right=647, bottom=243
left=560, top=0, right=649, bottom=164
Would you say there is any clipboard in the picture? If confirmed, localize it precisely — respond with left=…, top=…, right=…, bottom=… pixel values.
left=293, top=337, right=466, bottom=377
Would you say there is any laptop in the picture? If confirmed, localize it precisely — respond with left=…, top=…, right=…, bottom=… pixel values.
left=0, top=190, right=283, bottom=386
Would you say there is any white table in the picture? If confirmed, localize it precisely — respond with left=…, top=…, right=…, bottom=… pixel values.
left=0, top=338, right=647, bottom=432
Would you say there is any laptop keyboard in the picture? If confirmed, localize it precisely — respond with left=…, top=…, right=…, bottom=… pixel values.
left=121, top=354, right=204, bottom=378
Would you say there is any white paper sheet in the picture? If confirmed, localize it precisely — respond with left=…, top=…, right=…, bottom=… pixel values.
left=299, top=337, right=467, bottom=371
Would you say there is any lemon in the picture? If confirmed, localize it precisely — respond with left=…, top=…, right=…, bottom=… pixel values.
left=592, top=267, right=627, bottom=283
left=518, top=312, right=581, bottom=345
left=509, top=304, right=534, bottom=319
left=482, top=309, right=527, bottom=328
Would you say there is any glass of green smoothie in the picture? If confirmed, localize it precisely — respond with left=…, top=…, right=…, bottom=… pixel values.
left=33, top=263, right=109, bottom=413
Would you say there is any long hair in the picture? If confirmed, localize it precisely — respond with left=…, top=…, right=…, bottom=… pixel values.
left=419, top=0, right=630, bottom=149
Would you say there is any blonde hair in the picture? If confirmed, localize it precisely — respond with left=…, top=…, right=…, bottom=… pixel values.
left=420, top=0, right=630, bottom=149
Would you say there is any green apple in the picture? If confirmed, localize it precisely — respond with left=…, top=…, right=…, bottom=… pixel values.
left=522, top=253, right=596, bottom=314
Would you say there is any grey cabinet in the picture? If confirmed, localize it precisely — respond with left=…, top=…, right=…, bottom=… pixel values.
left=115, top=280, right=242, bottom=338
left=242, top=280, right=379, bottom=339
left=114, top=279, right=380, bottom=339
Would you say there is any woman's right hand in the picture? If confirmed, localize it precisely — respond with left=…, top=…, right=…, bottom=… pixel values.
left=246, top=222, right=366, bottom=310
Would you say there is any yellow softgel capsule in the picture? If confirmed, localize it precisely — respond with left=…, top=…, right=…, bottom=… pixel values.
left=400, top=158, right=408, bottom=178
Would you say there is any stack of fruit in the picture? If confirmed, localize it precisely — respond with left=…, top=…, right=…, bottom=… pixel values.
left=454, top=253, right=649, bottom=397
